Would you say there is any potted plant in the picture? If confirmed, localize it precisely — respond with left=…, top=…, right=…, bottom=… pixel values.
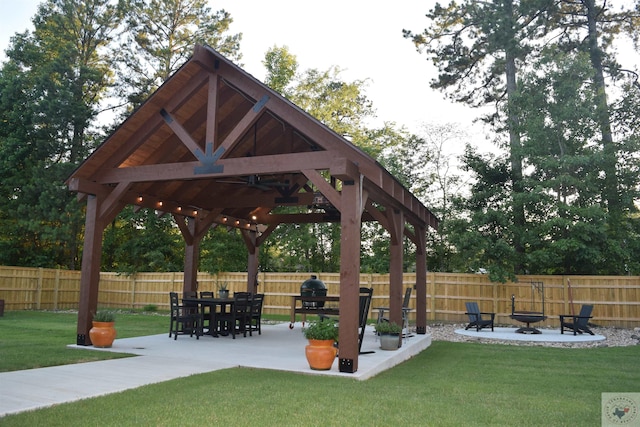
left=89, top=310, right=117, bottom=348
left=303, top=318, right=338, bottom=370
left=375, top=321, right=402, bottom=350
left=218, top=282, right=229, bottom=299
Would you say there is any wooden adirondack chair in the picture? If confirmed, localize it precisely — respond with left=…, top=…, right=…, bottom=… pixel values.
left=464, top=301, right=495, bottom=332
left=559, top=305, right=594, bottom=335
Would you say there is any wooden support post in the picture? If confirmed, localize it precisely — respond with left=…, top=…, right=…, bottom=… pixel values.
left=337, top=175, right=362, bottom=374
left=176, top=214, right=216, bottom=294
left=388, top=208, right=404, bottom=347
left=415, top=225, right=427, bottom=334
left=241, top=229, right=260, bottom=293
left=183, top=218, right=200, bottom=293
left=77, top=195, right=105, bottom=346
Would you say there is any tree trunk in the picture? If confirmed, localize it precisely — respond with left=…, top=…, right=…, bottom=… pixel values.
left=585, top=0, right=618, bottom=214
left=504, top=0, right=525, bottom=274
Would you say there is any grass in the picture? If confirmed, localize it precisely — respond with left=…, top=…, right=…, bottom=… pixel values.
left=1, top=311, right=638, bottom=426
left=0, top=310, right=168, bottom=372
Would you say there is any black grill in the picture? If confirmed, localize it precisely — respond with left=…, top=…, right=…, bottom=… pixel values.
left=300, top=275, right=327, bottom=308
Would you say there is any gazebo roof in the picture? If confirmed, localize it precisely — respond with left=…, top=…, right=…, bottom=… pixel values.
left=67, top=45, right=438, bottom=234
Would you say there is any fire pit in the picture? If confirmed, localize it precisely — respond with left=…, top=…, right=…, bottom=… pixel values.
left=510, top=282, right=547, bottom=334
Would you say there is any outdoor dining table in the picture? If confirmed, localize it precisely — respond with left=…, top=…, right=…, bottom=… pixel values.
left=289, top=295, right=340, bottom=329
left=182, top=297, right=235, bottom=337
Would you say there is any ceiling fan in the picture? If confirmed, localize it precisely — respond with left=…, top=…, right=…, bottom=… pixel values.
left=218, top=174, right=290, bottom=191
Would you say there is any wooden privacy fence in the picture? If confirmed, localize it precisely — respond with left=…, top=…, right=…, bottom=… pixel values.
left=0, top=266, right=638, bottom=328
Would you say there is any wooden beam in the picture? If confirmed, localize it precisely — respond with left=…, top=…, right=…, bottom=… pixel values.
left=206, top=73, right=219, bottom=149
left=364, top=200, right=388, bottom=229
left=97, top=68, right=210, bottom=171
left=173, top=214, right=194, bottom=246
left=98, top=181, right=131, bottom=223
left=96, top=151, right=341, bottom=183
left=160, top=109, right=204, bottom=161
left=68, top=178, right=111, bottom=197
left=256, top=224, right=277, bottom=246
left=302, top=169, right=342, bottom=212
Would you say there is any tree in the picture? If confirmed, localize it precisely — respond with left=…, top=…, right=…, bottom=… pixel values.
left=0, top=0, right=123, bottom=269
left=448, top=147, right=517, bottom=281
left=0, top=0, right=244, bottom=272
left=405, top=0, right=640, bottom=277
left=118, top=0, right=241, bottom=107
left=513, top=46, right=640, bottom=274
left=102, top=207, right=183, bottom=273
left=404, top=0, right=556, bottom=276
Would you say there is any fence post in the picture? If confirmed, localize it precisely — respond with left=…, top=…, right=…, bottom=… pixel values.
left=562, top=276, right=568, bottom=315
left=54, top=269, right=60, bottom=310
left=36, top=268, right=43, bottom=310
left=130, top=273, right=136, bottom=309
left=428, top=272, right=436, bottom=321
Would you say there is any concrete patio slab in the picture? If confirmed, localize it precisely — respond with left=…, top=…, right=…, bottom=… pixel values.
left=455, top=326, right=606, bottom=342
left=0, top=322, right=432, bottom=417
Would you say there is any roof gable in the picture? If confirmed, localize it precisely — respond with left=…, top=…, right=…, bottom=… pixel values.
left=68, top=45, right=438, bottom=235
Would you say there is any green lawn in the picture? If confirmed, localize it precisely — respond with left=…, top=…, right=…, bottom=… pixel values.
left=1, top=311, right=638, bottom=426
left=0, top=310, right=169, bottom=371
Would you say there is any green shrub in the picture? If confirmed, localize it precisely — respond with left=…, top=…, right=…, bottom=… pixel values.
left=375, top=321, right=402, bottom=335
left=143, top=304, right=158, bottom=312
left=93, top=310, right=116, bottom=322
left=303, top=319, right=338, bottom=341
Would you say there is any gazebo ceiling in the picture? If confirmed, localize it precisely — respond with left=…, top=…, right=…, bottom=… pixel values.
left=67, top=45, right=438, bottom=235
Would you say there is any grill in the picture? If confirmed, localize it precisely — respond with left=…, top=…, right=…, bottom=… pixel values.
left=300, top=275, right=327, bottom=308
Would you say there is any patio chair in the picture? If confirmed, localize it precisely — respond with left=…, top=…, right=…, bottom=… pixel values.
left=559, top=304, right=594, bottom=335
left=358, top=287, right=374, bottom=354
left=247, top=293, right=265, bottom=336
left=375, top=287, right=412, bottom=338
left=169, top=292, right=202, bottom=340
left=217, top=292, right=251, bottom=338
left=319, top=287, right=373, bottom=354
left=199, top=291, right=214, bottom=332
left=464, top=301, right=495, bottom=332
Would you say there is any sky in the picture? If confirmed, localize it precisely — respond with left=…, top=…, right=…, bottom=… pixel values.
left=2, top=1, right=639, bottom=155
left=0, top=0, right=483, bottom=141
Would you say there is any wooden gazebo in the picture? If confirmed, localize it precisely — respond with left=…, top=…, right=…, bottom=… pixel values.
left=67, top=45, right=438, bottom=373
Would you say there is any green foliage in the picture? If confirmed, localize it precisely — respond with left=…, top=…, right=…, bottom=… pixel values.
left=118, top=0, right=241, bottom=108
left=92, top=310, right=116, bottom=322
left=0, top=0, right=119, bottom=269
left=263, top=46, right=298, bottom=96
left=102, top=207, right=183, bottom=273
left=374, top=321, right=402, bottom=335
left=302, top=319, right=338, bottom=341
left=199, top=227, right=247, bottom=274
left=406, top=0, right=640, bottom=277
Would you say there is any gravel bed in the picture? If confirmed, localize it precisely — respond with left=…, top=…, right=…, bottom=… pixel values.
left=425, top=323, right=640, bottom=348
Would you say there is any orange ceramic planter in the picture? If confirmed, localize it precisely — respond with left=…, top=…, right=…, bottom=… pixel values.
left=305, top=339, right=337, bottom=370
left=89, top=321, right=117, bottom=348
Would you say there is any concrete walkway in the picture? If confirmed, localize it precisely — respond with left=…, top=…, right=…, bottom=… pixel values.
left=0, top=322, right=432, bottom=417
